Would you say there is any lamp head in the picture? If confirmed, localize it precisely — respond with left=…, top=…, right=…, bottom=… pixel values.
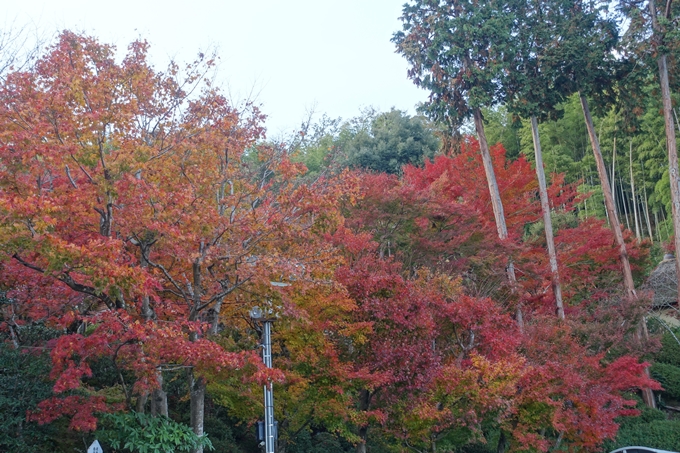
left=249, top=306, right=263, bottom=319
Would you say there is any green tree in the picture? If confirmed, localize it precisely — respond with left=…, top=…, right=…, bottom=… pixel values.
left=481, top=106, right=522, bottom=160
left=291, top=108, right=440, bottom=176
left=0, top=345, right=77, bottom=452
left=344, top=109, right=440, bottom=174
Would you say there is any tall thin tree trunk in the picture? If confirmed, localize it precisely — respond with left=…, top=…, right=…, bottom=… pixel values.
left=581, top=94, right=656, bottom=408
left=620, top=175, right=631, bottom=232
left=190, top=371, right=206, bottom=453
left=611, top=137, right=617, bottom=216
left=530, top=115, right=565, bottom=319
left=139, top=243, right=155, bottom=321
left=584, top=195, right=588, bottom=218
left=595, top=172, right=610, bottom=225
left=630, top=141, right=641, bottom=242
left=582, top=171, right=589, bottom=218
left=355, top=389, right=371, bottom=453
left=643, top=182, right=654, bottom=242
left=187, top=249, right=209, bottom=451
left=662, top=208, right=671, bottom=239
left=643, top=199, right=653, bottom=242
left=579, top=93, right=636, bottom=298
left=657, top=55, right=680, bottom=303
left=473, top=108, right=509, bottom=241
left=655, top=210, right=662, bottom=243
left=473, top=107, right=523, bottom=330
left=356, top=427, right=368, bottom=453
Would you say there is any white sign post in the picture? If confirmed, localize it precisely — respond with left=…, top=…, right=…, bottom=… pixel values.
left=87, top=440, right=103, bottom=453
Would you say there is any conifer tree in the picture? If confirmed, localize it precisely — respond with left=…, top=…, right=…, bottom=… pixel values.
left=504, top=0, right=573, bottom=319
left=394, top=0, right=524, bottom=326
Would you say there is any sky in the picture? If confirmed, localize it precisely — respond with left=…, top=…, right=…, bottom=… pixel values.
left=3, top=0, right=429, bottom=139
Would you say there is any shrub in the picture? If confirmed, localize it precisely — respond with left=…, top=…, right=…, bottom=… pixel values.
left=98, top=411, right=213, bottom=453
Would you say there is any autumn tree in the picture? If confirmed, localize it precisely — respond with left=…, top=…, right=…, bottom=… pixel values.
left=340, top=141, right=656, bottom=452
left=0, top=31, right=351, bottom=452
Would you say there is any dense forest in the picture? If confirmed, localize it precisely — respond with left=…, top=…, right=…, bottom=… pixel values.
left=0, top=0, right=679, bottom=452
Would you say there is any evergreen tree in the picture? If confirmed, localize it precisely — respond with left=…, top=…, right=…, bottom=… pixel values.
left=394, top=0, right=524, bottom=331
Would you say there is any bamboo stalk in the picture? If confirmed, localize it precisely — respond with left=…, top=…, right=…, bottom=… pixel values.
left=641, top=163, right=654, bottom=242
left=579, top=93, right=636, bottom=298
left=630, top=141, right=641, bottom=241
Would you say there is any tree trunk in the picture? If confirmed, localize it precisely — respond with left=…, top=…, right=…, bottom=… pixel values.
left=355, top=389, right=371, bottom=453
left=209, top=296, right=224, bottom=336
left=583, top=173, right=589, bottom=217
left=136, top=392, right=148, bottom=413
left=496, top=431, right=508, bottom=453
left=356, top=427, right=368, bottom=453
left=662, top=208, right=671, bottom=239
left=530, top=115, right=565, bottom=319
left=150, top=370, right=168, bottom=417
left=644, top=200, right=653, bottom=242
left=657, top=54, right=680, bottom=304
left=620, top=175, right=631, bottom=232
left=611, top=137, right=617, bottom=217
left=473, top=108, right=509, bottom=240
left=190, top=371, right=206, bottom=453
left=579, top=93, right=636, bottom=299
left=643, top=182, right=654, bottom=242
left=630, top=141, right=641, bottom=242
left=138, top=240, right=155, bottom=320
left=473, top=107, right=523, bottom=330
left=580, top=94, right=656, bottom=408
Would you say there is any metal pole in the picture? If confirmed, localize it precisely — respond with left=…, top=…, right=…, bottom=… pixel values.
left=262, top=320, right=275, bottom=453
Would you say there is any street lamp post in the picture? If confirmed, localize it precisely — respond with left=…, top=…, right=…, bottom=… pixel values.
left=250, top=306, right=276, bottom=453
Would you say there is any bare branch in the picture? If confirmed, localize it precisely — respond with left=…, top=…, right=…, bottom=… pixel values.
left=65, top=165, right=78, bottom=189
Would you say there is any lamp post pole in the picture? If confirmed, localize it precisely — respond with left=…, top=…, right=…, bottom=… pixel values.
left=250, top=306, right=276, bottom=453
left=262, top=318, right=275, bottom=453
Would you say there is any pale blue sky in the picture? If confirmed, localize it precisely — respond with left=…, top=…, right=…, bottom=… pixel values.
left=3, top=0, right=428, bottom=139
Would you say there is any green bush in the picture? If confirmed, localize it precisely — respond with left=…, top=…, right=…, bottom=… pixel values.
left=651, top=362, right=680, bottom=399
left=655, top=329, right=680, bottom=366
left=605, top=420, right=680, bottom=451
left=98, top=411, right=213, bottom=453
left=0, top=345, right=78, bottom=452
left=287, top=430, right=354, bottom=453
